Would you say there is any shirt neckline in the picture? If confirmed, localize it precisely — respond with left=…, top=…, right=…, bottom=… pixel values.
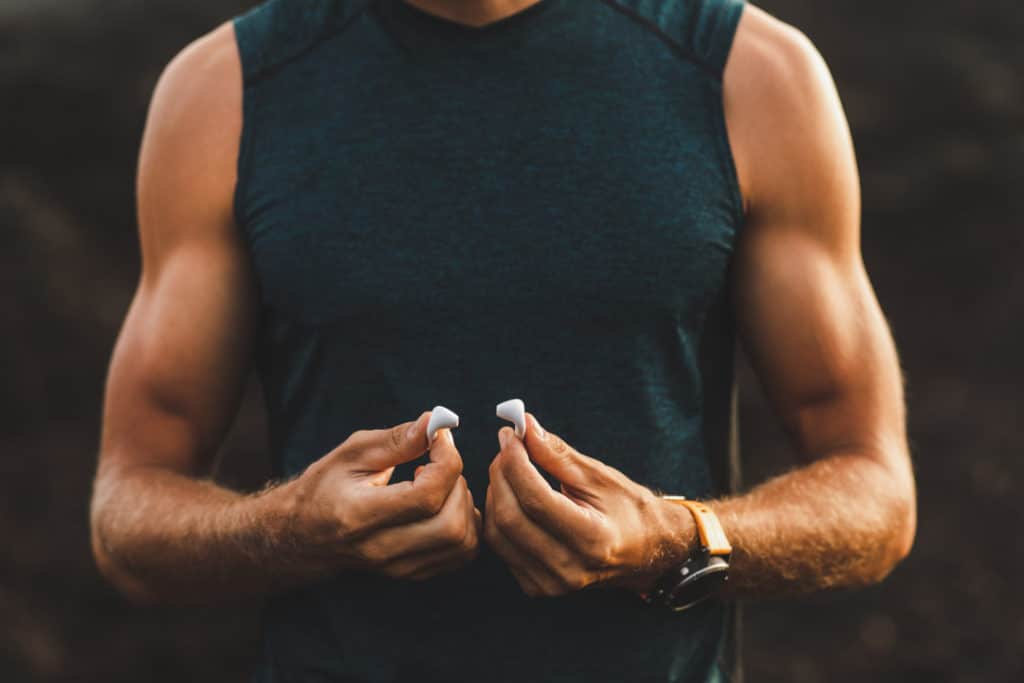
left=380, top=0, right=558, bottom=42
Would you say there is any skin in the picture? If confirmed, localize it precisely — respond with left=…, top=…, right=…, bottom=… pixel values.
left=90, top=23, right=479, bottom=605
left=91, top=2, right=916, bottom=607
left=485, top=5, right=916, bottom=598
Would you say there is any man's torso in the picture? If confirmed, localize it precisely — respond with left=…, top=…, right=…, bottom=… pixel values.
left=233, top=1, right=746, bottom=680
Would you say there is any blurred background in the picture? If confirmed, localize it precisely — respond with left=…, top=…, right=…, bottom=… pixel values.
left=1, top=0, right=1021, bottom=681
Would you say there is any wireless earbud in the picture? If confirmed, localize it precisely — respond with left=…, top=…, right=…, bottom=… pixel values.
left=496, top=398, right=526, bottom=438
left=426, top=405, right=459, bottom=443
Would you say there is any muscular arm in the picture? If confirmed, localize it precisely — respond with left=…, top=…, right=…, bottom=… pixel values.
left=89, top=23, right=295, bottom=604
left=710, top=5, right=916, bottom=595
left=90, top=24, right=480, bottom=605
left=483, top=5, right=915, bottom=601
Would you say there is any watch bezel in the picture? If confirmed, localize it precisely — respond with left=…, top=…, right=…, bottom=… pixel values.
left=661, top=553, right=729, bottom=612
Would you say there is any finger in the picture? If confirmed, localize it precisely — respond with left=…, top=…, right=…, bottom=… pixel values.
left=403, top=543, right=478, bottom=581
left=350, top=411, right=433, bottom=471
left=485, top=509, right=562, bottom=597
left=383, top=530, right=477, bottom=580
left=363, top=427, right=465, bottom=525
left=520, top=413, right=599, bottom=495
left=484, top=484, right=543, bottom=595
left=486, top=468, right=573, bottom=595
left=382, top=482, right=480, bottom=578
left=403, top=557, right=467, bottom=581
left=362, top=474, right=472, bottom=551
left=418, top=426, right=464, bottom=492
left=487, top=526, right=550, bottom=596
left=491, top=446, right=579, bottom=560
left=403, top=498, right=480, bottom=581
left=498, top=427, right=599, bottom=547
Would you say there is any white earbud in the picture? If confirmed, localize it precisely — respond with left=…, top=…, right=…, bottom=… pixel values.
left=496, top=398, right=526, bottom=438
left=426, top=405, right=459, bottom=443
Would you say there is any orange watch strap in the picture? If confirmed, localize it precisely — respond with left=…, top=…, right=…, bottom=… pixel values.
left=663, top=497, right=732, bottom=556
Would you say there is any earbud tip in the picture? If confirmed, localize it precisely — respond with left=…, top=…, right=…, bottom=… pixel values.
left=496, top=398, right=526, bottom=438
left=427, top=405, right=459, bottom=442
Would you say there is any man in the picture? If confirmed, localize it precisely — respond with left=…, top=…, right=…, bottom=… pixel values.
left=90, top=0, right=916, bottom=681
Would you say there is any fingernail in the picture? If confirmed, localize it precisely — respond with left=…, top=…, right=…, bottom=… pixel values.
left=444, top=429, right=455, bottom=445
left=499, top=430, right=509, bottom=448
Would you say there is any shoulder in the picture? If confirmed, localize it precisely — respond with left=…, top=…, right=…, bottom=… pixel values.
left=603, top=0, right=746, bottom=75
left=233, top=0, right=366, bottom=81
left=725, top=4, right=836, bottom=128
left=136, top=22, right=243, bottom=255
left=147, top=21, right=242, bottom=146
left=723, top=4, right=858, bottom=225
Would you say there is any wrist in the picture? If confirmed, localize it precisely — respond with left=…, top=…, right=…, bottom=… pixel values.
left=640, top=497, right=733, bottom=610
left=651, top=497, right=700, bottom=577
left=247, top=475, right=338, bottom=585
left=623, top=494, right=701, bottom=594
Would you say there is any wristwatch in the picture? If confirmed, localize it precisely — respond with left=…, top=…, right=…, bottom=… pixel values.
left=642, top=496, right=732, bottom=612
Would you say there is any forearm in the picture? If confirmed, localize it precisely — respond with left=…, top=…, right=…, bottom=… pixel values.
left=706, top=450, right=915, bottom=598
left=90, top=463, right=322, bottom=605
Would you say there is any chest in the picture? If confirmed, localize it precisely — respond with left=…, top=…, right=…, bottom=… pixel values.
left=239, top=60, right=741, bottom=330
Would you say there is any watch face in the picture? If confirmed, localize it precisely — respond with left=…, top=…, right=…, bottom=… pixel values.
left=667, top=556, right=729, bottom=612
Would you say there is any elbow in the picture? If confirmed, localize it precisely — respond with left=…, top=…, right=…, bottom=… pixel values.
left=90, top=529, right=160, bottom=607
left=891, top=490, right=917, bottom=564
left=90, top=481, right=164, bottom=607
left=866, top=473, right=917, bottom=584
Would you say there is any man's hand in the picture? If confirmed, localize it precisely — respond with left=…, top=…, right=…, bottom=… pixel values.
left=484, top=413, right=695, bottom=597
left=292, top=411, right=481, bottom=581
left=90, top=24, right=484, bottom=603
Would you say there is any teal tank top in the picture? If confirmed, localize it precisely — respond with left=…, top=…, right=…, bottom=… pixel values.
left=233, top=1, right=746, bottom=681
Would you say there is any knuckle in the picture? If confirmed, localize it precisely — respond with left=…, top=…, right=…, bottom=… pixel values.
left=348, top=429, right=371, bottom=445
left=586, top=543, right=615, bottom=570
left=333, top=505, right=359, bottom=543
left=520, top=580, right=540, bottom=598
left=483, top=519, right=500, bottom=545
left=493, top=504, right=517, bottom=532
left=458, top=540, right=479, bottom=564
left=563, top=572, right=588, bottom=592
left=356, top=541, right=384, bottom=565
left=488, top=455, right=504, bottom=477
left=517, top=491, right=543, bottom=518
left=415, top=488, right=447, bottom=517
left=541, top=582, right=562, bottom=598
left=463, top=522, right=479, bottom=549
left=441, top=513, right=467, bottom=545
left=389, top=424, right=406, bottom=451
left=577, top=521, right=610, bottom=555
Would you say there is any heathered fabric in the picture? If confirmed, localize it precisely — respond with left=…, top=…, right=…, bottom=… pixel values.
left=233, top=1, right=746, bottom=680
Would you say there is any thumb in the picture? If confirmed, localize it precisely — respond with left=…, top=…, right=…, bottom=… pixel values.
left=522, top=413, right=593, bottom=490
left=357, top=410, right=432, bottom=471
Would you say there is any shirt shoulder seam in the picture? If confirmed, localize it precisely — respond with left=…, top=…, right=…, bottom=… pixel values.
left=598, top=0, right=724, bottom=80
left=239, top=0, right=373, bottom=84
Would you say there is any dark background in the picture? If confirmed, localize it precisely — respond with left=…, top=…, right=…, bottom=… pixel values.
left=2, top=0, right=1021, bottom=681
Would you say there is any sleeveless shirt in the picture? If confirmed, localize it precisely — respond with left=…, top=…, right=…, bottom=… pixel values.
left=232, top=1, right=746, bottom=681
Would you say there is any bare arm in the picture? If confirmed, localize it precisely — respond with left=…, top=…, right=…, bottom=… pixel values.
left=90, top=23, right=479, bottom=606
left=483, top=6, right=914, bottom=599
left=711, top=5, right=915, bottom=594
